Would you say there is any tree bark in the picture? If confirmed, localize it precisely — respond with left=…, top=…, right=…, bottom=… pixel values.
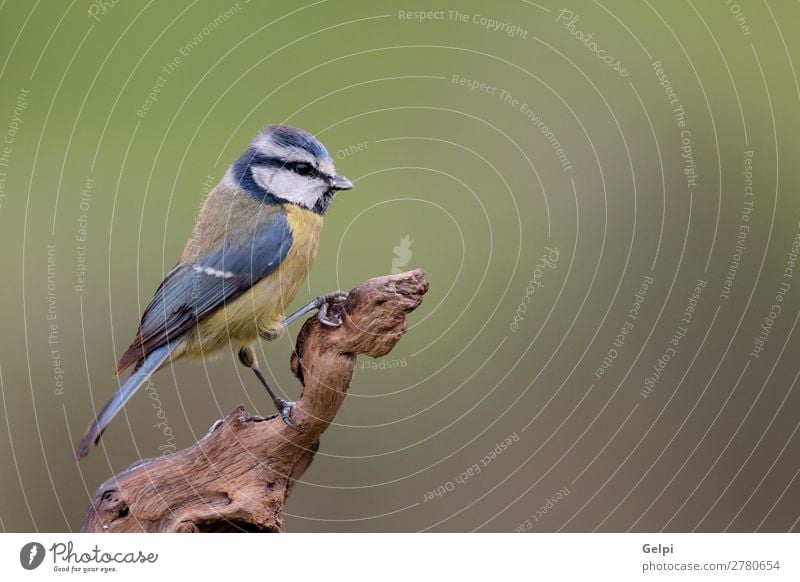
left=80, top=269, right=428, bottom=532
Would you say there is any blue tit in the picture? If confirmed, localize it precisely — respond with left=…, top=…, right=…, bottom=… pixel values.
left=76, top=124, right=354, bottom=460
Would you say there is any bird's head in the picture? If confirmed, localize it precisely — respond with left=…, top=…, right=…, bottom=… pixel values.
left=228, top=124, right=353, bottom=214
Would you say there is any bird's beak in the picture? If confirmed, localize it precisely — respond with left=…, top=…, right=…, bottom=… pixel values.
left=330, top=174, right=353, bottom=191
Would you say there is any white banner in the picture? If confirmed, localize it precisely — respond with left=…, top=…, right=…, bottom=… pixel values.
left=0, top=533, right=798, bottom=581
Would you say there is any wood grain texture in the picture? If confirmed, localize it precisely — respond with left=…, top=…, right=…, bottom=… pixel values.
left=81, top=269, right=428, bottom=533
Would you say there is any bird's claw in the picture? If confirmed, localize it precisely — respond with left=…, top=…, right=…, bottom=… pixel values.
left=316, top=290, right=348, bottom=327
left=275, top=398, right=302, bottom=432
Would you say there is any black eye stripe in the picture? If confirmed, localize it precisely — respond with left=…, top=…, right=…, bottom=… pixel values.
left=244, top=151, right=283, bottom=169
left=243, top=148, right=324, bottom=179
left=289, top=161, right=313, bottom=176
left=286, top=161, right=324, bottom=179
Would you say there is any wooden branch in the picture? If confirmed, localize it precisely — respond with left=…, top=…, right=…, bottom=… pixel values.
left=81, top=269, right=428, bottom=532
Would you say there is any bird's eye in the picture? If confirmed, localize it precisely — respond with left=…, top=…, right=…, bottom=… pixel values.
left=291, top=162, right=315, bottom=176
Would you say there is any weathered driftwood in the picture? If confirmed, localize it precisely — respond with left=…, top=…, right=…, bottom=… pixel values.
left=81, top=269, right=428, bottom=532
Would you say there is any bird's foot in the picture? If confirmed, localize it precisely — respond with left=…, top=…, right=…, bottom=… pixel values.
left=315, top=290, right=348, bottom=327
left=281, top=290, right=349, bottom=328
left=274, top=397, right=301, bottom=432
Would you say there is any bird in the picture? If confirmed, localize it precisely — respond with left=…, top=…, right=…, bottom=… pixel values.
left=76, top=124, right=354, bottom=460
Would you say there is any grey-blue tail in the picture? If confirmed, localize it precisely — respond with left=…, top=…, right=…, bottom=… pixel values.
left=75, top=340, right=180, bottom=460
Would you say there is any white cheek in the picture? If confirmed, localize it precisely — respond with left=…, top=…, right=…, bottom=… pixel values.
left=251, top=166, right=276, bottom=191
left=293, top=179, right=327, bottom=208
left=252, top=166, right=323, bottom=208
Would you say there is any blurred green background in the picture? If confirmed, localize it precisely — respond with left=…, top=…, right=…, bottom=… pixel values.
left=1, top=0, right=799, bottom=532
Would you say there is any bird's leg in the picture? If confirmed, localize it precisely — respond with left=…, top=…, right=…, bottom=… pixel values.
left=281, top=290, right=349, bottom=328
left=237, top=346, right=300, bottom=431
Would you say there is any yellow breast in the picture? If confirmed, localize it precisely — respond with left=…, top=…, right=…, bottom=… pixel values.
left=251, top=204, right=323, bottom=332
left=184, top=203, right=323, bottom=356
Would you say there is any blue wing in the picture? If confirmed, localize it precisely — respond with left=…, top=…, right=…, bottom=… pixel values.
left=116, top=210, right=293, bottom=373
